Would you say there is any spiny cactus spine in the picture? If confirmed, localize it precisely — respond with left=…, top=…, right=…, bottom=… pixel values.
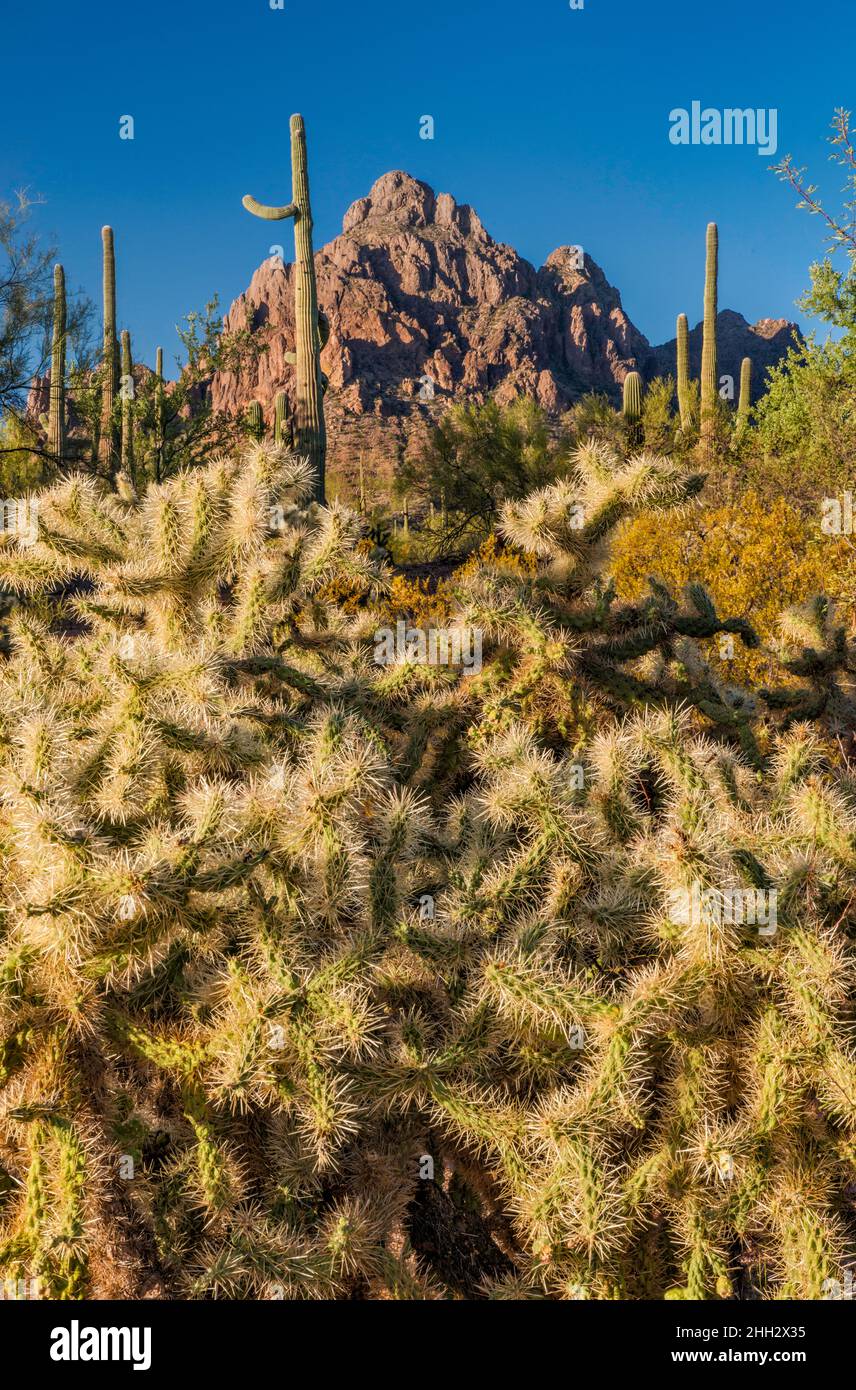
left=676, top=312, right=691, bottom=431
left=48, top=264, right=66, bottom=463
left=736, top=356, right=752, bottom=433
left=242, top=113, right=327, bottom=503
left=623, top=371, right=643, bottom=424
left=99, top=227, right=118, bottom=475
left=120, top=329, right=134, bottom=482
left=700, top=222, right=718, bottom=448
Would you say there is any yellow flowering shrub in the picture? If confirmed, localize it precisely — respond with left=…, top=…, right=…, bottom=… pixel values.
left=609, top=489, right=856, bottom=685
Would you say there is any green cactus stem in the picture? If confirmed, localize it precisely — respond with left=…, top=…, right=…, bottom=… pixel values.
left=247, top=401, right=264, bottom=441
left=48, top=264, right=66, bottom=463
left=623, top=371, right=643, bottom=424
left=676, top=312, right=691, bottom=431
left=736, top=357, right=752, bottom=433
left=700, top=223, right=718, bottom=448
left=120, top=330, right=134, bottom=483
left=243, top=113, right=327, bottom=503
left=99, top=227, right=118, bottom=476
left=274, top=390, right=291, bottom=448
left=154, top=347, right=166, bottom=482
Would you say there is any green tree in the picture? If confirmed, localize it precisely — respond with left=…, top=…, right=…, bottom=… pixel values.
left=397, top=397, right=565, bottom=552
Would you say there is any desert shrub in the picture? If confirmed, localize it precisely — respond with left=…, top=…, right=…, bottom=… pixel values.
left=641, top=376, right=677, bottom=453
left=609, top=489, right=856, bottom=689
left=396, top=398, right=567, bottom=553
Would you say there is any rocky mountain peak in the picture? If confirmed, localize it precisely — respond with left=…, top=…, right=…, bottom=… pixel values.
left=210, top=172, right=800, bottom=492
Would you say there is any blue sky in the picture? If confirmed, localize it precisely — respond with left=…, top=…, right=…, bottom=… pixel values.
left=2, top=0, right=852, bottom=369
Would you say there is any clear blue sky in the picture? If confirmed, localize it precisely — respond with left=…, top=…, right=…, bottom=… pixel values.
left=2, top=0, right=852, bottom=369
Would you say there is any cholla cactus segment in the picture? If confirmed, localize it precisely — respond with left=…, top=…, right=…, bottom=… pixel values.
left=0, top=435, right=854, bottom=1301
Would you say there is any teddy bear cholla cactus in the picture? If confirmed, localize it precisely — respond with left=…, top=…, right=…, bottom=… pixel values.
left=0, top=440, right=853, bottom=1299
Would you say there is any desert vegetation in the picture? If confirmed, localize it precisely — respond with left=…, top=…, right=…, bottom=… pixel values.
left=0, top=111, right=854, bottom=1302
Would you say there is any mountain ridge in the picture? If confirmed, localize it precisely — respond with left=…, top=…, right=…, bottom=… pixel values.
left=207, top=170, right=799, bottom=483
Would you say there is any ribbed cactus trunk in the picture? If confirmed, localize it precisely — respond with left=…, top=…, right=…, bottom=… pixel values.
left=622, top=371, right=643, bottom=424
left=274, top=390, right=291, bottom=448
left=289, top=116, right=326, bottom=502
left=99, top=227, right=118, bottom=476
left=120, top=330, right=134, bottom=482
left=247, top=401, right=264, bottom=441
left=154, top=347, right=165, bottom=483
left=736, top=356, right=752, bottom=433
left=48, top=264, right=66, bottom=463
left=242, top=113, right=327, bottom=503
left=700, top=222, right=718, bottom=449
left=676, top=312, right=691, bottom=431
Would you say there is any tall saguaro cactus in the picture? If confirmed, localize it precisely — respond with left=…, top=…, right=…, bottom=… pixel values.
left=99, top=227, right=118, bottom=475
left=48, top=264, right=67, bottom=462
left=700, top=222, right=718, bottom=449
left=154, top=346, right=166, bottom=483
left=120, top=330, right=134, bottom=482
left=243, top=113, right=327, bottom=503
left=676, top=312, right=691, bottom=431
left=736, top=356, right=752, bottom=433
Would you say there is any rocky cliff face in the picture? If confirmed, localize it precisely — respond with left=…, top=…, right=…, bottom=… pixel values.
left=210, top=171, right=799, bottom=490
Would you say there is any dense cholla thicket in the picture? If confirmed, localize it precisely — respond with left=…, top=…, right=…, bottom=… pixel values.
left=0, top=440, right=853, bottom=1299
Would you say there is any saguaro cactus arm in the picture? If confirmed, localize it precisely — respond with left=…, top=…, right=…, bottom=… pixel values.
left=240, top=196, right=298, bottom=221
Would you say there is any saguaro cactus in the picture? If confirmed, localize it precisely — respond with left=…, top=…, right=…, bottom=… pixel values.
left=243, top=113, right=327, bottom=503
left=247, top=401, right=264, bottom=441
left=154, top=347, right=166, bottom=482
left=676, top=312, right=691, bottom=431
left=120, top=330, right=134, bottom=482
left=736, top=357, right=752, bottom=433
left=700, top=222, right=718, bottom=448
left=99, top=227, right=118, bottom=475
left=48, top=264, right=66, bottom=462
left=623, top=371, right=643, bottom=423
left=274, top=390, right=291, bottom=448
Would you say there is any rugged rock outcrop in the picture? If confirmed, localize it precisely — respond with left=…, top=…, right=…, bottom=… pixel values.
left=207, top=170, right=800, bottom=489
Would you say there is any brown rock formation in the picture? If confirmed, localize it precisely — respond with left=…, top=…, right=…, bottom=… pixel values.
left=207, top=171, right=800, bottom=497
